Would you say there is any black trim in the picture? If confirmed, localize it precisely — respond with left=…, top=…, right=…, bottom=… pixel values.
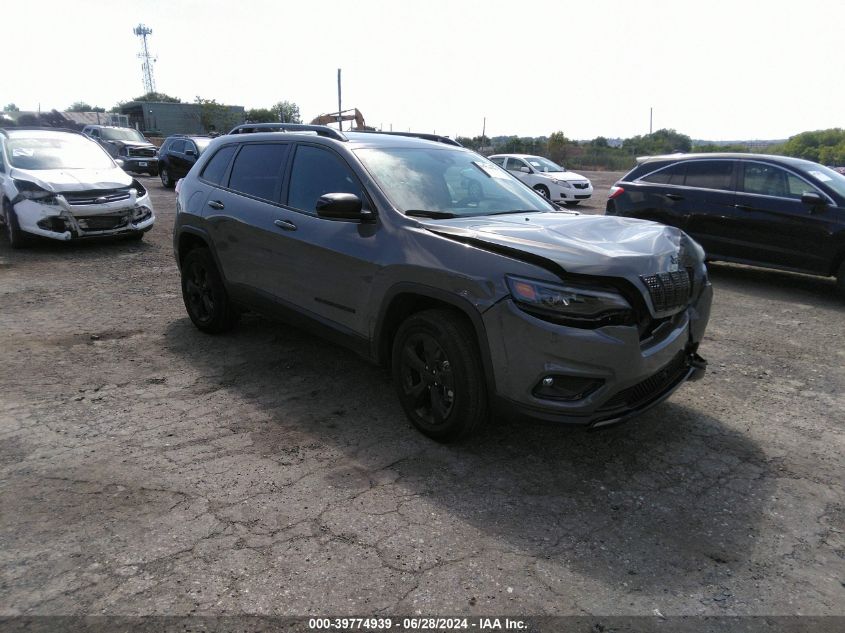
left=228, top=123, right=347, bottom=141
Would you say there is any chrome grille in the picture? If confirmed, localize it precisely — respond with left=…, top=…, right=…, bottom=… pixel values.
left=640, top=270, right=692, bottom=313
left=572, top=182, right=590, bottom=189
left=63, top=189, right=132, bottom=206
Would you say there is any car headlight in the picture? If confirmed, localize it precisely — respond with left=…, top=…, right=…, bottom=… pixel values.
left=506, top=275, right=633, bottom=327
left=13, top=179, right=57, bottom=203
left=552, top=179, right=572, bottom=188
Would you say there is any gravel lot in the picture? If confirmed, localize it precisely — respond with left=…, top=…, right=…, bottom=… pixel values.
left=1, top=171, right=843, bottom=619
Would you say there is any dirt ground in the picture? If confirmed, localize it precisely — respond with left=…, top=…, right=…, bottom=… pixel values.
left=1, top=171, right=843, bottom=619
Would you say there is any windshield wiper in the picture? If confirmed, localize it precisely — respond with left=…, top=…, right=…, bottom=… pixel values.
left=485, top=209, right=546, bottom=216
left=405, top=210, right=458, bottom=219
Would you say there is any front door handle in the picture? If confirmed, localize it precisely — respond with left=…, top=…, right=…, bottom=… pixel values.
left=665, top=193, right=684, bottom=201
left=207, top=200, right=225, bottom=210
left=274, top=219, right=297, bottom=231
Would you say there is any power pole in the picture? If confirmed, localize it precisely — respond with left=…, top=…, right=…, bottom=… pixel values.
left=133, top=24, right=157, bottom=95
left=337, top=68, right=342, bottom=132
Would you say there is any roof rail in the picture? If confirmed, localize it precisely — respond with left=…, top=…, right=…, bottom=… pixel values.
left=362, top=131, right=463, bottom=147
left=228, top=123, right=347, bottom=141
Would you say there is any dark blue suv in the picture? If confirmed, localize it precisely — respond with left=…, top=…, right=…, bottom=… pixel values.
left=173, top=124, right=712, bottom=441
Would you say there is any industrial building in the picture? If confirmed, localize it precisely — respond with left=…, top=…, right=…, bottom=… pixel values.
left=119, top=101, right=245, bottom=136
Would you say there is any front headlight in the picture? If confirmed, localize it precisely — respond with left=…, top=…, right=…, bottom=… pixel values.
left=552, top=179, right=572, bottom=188
left=506, top=275, right=633, bottom=327
left=13, top=179, right=57, bottom=203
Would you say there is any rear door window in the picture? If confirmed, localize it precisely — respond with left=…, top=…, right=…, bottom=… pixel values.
left=228, top=143, right=290, bottom=202
left=683, top=161, right=734, bottom=190
left=170, top=139, right=186, bottom=153
left=200, top=145, right=237, bottom=186
left=286, top=145, right=364, bottom=213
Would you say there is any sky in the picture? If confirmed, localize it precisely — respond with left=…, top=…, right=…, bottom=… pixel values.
left=3, top=0, right=843, bottom=141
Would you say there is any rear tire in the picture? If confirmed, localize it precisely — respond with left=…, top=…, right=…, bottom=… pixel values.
left=160, top=167, right=174, bottom=189
left=180, top=248, right=239, bottom=333
left=391, top=309, right=488, bottom=442
left=3, top=200, right=32, bottom=249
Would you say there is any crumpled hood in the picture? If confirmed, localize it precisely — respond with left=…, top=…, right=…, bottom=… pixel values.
left=419, top=212, right=690, bottom=278
left=10, top=166, right=132, bottom=192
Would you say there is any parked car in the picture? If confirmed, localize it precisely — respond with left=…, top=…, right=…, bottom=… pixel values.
left=173, top=124, right=711, bottom=441
left=157, top=135, right=213, bottom=188
left=0, top=127, right=155, bottom=247
left=487, top=154, right=593, bottom=205
left=606, top=153, right=845, bottom=293
left=81, top=125, right=159, bottom=176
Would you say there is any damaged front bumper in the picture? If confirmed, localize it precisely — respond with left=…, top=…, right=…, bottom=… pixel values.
left=12, top=190, right=155, bottom=241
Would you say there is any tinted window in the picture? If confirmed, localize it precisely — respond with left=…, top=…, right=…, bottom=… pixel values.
left=200, top=145, right=237, bottom=186
left=170, top=139, right=186, bottom=153
left=507, top=158, right=528, bottom=171
left=641, top=162, right=686, bottom=185
left=228, top=144, right=289, bottom=201
left=741, top=163, right=819, bottom=200
left=287, top=145, right=364, bottom=213
left=490, top=157, right=505, bottom=166
left=683, top=161, right=733, bottom=190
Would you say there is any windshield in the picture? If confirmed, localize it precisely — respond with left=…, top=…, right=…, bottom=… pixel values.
left=5, top=134, right=115, bottom=170
left=525, top=156, right=565, bottom=172
left=801, top=163, right=845, bottom=199
left=355, top=147, right=556, bottom=217
left=100, top=128, right=148, bottom=142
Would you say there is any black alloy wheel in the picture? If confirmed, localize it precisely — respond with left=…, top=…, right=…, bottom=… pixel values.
left=180, top=248, right=239, bottom=333
left=392, top=309, right=488, bottom=442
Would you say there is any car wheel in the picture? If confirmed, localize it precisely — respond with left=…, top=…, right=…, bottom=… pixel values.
left=392, top=308, right=488, bottom=442
left=533, top=185, right=550, bottom=199
left=3, top=200, right=31, bottom=249
left=180, top=248, right=239, bottom=333
left=160, top=167, right=174, bottom=189
left=836, top=261, right=845, bottom=296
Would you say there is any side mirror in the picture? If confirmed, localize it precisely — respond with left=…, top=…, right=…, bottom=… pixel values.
left=185, top=149, right=197, bottom=157
left=519, top=166, right=531, bottom=174
left=316, top=193, right=373, bottom=222
left=114, top=159, right=125, bottom=168
left=801, top=192, right=826, bottom=210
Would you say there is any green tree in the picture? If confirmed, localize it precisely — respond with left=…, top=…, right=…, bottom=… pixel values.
left=245, top=108, right=277, bottom=123
left=546, top=131, right=571, bottom=163
left=194, top=97, right=242, bottom=133
left=774, top=128, right=845, bottom=165
left=67, top=102, right=105, bottom=112
left=3, top=103, right=20, bottom=112
left=132, top=92, right=183, bottom=103
left=624, top=129, right=692, bottom=155
left=271, top=101, right=302, bottom=124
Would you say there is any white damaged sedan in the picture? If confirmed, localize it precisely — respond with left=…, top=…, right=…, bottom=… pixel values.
left=0, top=128, right=155, bottom=247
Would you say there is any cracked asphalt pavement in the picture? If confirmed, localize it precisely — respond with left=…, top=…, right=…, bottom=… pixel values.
left=0, top=173, right=843, bottom=617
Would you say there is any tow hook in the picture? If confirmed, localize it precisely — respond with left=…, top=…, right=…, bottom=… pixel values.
left=687, top=352, right=707, bottom=381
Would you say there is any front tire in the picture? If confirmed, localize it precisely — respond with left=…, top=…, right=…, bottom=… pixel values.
left=180, top=248, right=239, bottom=333
left=391, top=309, right=488, bottom=442
left=533, top=185, right=550, bottom=199
left=3, top=200, right=32, bottom=249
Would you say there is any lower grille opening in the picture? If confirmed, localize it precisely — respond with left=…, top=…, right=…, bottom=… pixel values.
left=599, top=352, right=689, bottom=411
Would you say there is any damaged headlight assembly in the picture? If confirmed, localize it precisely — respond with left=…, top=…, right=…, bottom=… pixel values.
left=13, top=179, right=57, bottom=204
left=506, top=275, right=634, bottom=328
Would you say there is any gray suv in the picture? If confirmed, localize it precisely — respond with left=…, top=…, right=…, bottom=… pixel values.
left=82, top=125, right=159, bottom=176
left=173, top=124, right=712, bottom=441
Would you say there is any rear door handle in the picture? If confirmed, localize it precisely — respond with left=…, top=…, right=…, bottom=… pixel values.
left=665, top=193, right=684, bottom=201
left=207, top=200, right=225, bottom=210
left=274, top=219, right=297, bottom=231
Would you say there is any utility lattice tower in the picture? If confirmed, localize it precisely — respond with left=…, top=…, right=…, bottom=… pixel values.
left=133, top=24, right=157, bottom=94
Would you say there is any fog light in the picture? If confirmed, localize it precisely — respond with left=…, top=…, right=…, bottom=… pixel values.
left=533, top=375, right=604, bottom=401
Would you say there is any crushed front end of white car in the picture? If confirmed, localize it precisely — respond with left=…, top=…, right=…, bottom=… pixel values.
left=10, top=174, right=155, bottom=240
